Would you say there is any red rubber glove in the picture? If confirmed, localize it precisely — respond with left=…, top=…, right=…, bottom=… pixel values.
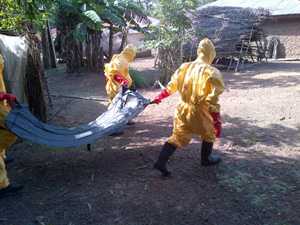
left=0, top=92, right=16, bottom=102
left=152, top=89, right=170, bottom=104
left=114, top=74, right=129, bottom=86
left=211, top=112, right=222, bottom=138
left=0, top=92, right=17, bottom=108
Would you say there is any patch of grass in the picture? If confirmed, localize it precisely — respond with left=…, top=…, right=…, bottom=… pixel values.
left=219, top=171, right=253, bottom=193
left=269, top=181, right=290, bottom=194
left=250, top=193, right=268, bottom=207
left=218, top=164, right=295, bottom=216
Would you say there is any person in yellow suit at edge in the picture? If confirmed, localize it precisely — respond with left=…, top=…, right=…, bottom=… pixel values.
left=104, top=44, right=137, bottom=132
left=0, top=54, right=23, bottom=197
left=104, top=44, right=137, bottom=103
left=151, top=38, right=225, bottom=177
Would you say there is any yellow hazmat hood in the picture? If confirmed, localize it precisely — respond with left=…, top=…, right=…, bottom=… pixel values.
left=197, top=38, right=216, bottom=65
left=120, top=44, right=137, bottom=62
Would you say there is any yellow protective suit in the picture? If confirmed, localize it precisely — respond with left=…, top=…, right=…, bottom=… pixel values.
left=104, top=44, right=136, bottom=102
left=0, top=54, right=17, bottom=189
left=166, top=38, right=225, bottom=148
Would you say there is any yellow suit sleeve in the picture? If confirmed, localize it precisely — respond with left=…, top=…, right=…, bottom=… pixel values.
left=105, top=56, right=130, bottom=80
left=0, top=55, right=7, bottom=93
left=166, top=63, right=189, bottom=94
left=205, top=67, right=225, bottom=112
left=104, top=55, right=119, bottom=75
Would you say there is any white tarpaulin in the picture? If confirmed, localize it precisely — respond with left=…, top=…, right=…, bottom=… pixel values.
left=0, top=34, right=28, bottom=103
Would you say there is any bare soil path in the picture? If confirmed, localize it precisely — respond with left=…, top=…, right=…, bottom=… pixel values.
left=1, top=59, right=299, bottom=225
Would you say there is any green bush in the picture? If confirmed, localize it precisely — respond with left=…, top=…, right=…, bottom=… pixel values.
left=129, top=68, right=147, bottom=88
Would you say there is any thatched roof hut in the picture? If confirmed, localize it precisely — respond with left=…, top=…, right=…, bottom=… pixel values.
left=185, top=6, right=269, bottom=71
left=190, top=0, right=300, bottom=70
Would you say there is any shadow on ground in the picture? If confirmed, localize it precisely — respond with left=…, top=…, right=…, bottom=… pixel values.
left=1, top=114, right=299, bottom=225
left=225, top=62, right=300, bottom=90
left=222, top=114, right=300, bottom=148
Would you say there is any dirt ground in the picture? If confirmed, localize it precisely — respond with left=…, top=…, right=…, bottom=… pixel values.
left=1, top=58, right=299, bottom=225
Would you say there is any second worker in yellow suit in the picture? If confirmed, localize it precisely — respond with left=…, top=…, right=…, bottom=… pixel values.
left=151, top=38, right=225, bottom=177
left=104, top=44, right=137, bottom=103
left=0, top=55, right=23, bottom=197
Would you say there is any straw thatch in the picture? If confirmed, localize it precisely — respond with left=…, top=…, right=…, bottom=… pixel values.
left=184, top=6, right=270, bottom=70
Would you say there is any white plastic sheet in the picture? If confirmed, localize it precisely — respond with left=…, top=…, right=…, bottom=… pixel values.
left=0, top=34, right=28, bottom=103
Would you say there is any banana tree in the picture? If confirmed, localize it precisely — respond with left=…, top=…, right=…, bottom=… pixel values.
left=55, top=0, right=150, bottom=73
left=107, top=0, right=150, bottom=52
left=55, top=0, right=103, bottom=72
left=93, top=0, right=150, bottom=59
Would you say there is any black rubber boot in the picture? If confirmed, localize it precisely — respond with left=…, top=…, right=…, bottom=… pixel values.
left=0, top=184, right=23, bottom=198
left=201, top=141, right=221, bottom=166
left=153, top=142, right=176, bottom=177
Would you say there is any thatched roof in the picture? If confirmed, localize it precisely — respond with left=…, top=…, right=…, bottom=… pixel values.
left=198, top=0, right=300, bottom=16
left=183, top=6, right=269, bottom=64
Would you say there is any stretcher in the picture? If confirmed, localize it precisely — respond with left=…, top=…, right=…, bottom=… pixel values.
left=4, top=90, right=150, bottom=147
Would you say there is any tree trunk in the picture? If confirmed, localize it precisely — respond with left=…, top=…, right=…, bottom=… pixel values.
left=94, top=31, right=104, bottom=72
left=41, top=27, right=50, bottom=69
left=86, top=34, right=92, bottom=70
left=25, top=33, right=50, bottom=121
left=87, top=30, right=103, bottom=72
left=64, top=35, right=81, bottom=73
left=108, top=22, right=114, bottom=60
left=61, top=27, right=103, bottom=73
left=91, top=32, right=96, bottom=71
left=55, top=31, right=63, bottom=60
left=46, top=21, right=57, bottom=68
left=78, top=41, right=83, bottom=67
left=119, top=28, right=128, bottom=52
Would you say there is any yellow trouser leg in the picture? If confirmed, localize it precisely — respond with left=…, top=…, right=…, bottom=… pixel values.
left=0, top=129, right=17, bottom=190
left=0, top=150, right=9, bottom=189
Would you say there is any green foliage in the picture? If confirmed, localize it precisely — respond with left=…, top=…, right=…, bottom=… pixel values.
left=147, top=25, right=195, bottom=49
left=82, top=10, right=102, bottom=30
left=55, top=0, right=149, bottom=42
left=134, top=0, right=156, bottom=13
left=72, top=22, right=87, bottom=41
left=146, top=0, right=202, bottom=49
left=0, top=0, right=53, bottom=32
left=144, top=0, right=214, bottom=83
left=129, top=68, right=147, bottom=88
left=105, top=0, right=149, bottom=30
left=16, top=0, right=53, bottom=21
left=99, top=9, right=126, bottom=27
left=0, top=0, right=23, bottom=31
left=0, top=0, right=148, bottom=34
left=146, top=0, right=215, bottom=48
left=55, top=0, right=103, bottom=42
left=144, top=0, right=199, bottom=83
left=154, top=0, right=197, bottom=28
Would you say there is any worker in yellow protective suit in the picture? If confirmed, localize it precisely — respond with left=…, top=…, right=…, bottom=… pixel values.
left=104, top=44, right=137, bottom=103
left=151, top=38, right=225, bottom=177
left=0, top=55, right=23, bottom=197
